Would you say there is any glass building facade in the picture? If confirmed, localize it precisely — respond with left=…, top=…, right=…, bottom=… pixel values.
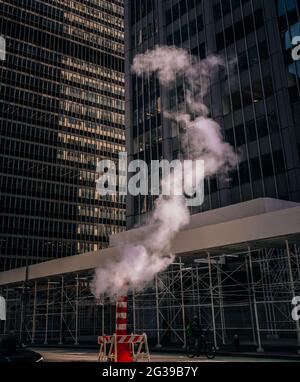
left=0, top=0, right=126, bottom=271
left=125, top=0, right=300, bottom=228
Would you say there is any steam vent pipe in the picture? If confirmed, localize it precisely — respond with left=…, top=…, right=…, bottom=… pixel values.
left=115, top=293, right=133, bottom=362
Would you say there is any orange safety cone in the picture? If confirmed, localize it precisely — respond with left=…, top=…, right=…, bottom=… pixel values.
left=115, top=294, right=133, bottom=362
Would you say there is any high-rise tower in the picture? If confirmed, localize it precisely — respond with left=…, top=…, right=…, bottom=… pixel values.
left=125, top=0, right=300, bottom=228
left=0, top=0, right=126, bottom=271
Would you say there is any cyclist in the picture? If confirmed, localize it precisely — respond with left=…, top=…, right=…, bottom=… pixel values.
left=186, top=316, right=203, bottom=353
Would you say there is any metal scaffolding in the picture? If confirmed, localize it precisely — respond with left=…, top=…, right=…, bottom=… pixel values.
left=1, top=240, right=300, bottom=353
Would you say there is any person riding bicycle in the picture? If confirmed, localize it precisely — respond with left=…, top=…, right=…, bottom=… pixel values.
left=186, top=316, right=204, bottom=351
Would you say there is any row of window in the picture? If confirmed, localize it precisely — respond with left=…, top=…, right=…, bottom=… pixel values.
left=230, top=150, right=285, bottom=186
left=8, top=42, right=124, bottom=85
left=60, top=117, right=125, bottom=140
left=24, top=0, right=124, bottom=20
left=0, top=166, right=125, bottom=207
left=2, top=4, right=124, bottom=56
left=61, top=57, right=124, bottom=84
left=2, top=73, right=125, bottom=114
left=237, top=41, right=269, bottom=72
left=57, top=134, right=124, bottom=154
left=69, top=0, right=124, bottom=17
left=225, top=114, right=279, bottom=148
left=0, top=216, right=122, bottom=238
left=5, top=0, right=124, bottom=28
left=0, top=137, right=121, bottom=166
left=0, top=121, right=124, bottom=153
left=166, top=14, right=204, bottom=46
left=216, top=9, right=264, bottom=51
left=65, top=12, right=124, bottom=41
left=131, top=19, right=158, bottom=47
left=0, top=85, right=125, bottom=122
left=63, top=100, right=124, bottom=125
left=0, top=19, right=124, bottom=72
left=213, top=0, right=250, bottom=22
left=277, top=0, right=299, bottom=16
left=223, top=76, right=274, bottom=115
left=62, top=70, right=125, bottom=98
left=1, top=197, right=125, bottom=222
left=65, top=25, right=124, bottom=55
left=77, top=223, right=125, bottom=237
left=165, top=0, right=201, bottom=25
left=0, top=103, right=124, bottom=137
left=63, top=86, right=125, bottom=111
left=277, top=2, right=300, bottom=108
left=130, top=0, right=156, bottom=25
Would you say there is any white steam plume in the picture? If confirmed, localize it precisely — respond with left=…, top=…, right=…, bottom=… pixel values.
left=91, top=46, right=238, bottom=299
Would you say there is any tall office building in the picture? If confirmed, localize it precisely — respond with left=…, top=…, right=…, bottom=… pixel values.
left=125, top=0, right=300, bottom=228
left=0, top=0, right=126, bottom=271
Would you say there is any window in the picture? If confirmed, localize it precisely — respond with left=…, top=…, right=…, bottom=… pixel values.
left=180, top=0, right=187, bottom=15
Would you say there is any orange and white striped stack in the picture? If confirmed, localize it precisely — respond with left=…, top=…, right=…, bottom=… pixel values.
left=116, top=294, right=128, bottom=336
left=115, top=293, right=133, bottom=362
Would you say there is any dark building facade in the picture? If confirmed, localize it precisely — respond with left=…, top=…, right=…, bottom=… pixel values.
left=125, top=0, right=300, bottom=228
left=0, top=0, right=126, bottom=271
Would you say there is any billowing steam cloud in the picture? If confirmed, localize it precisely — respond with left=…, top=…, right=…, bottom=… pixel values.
left=91, top=46, right=238, bottom=299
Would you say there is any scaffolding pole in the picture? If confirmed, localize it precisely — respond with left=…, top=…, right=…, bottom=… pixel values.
left=132, top=288, right=136, bottom=334
left=44, top=280, right=50, bottom=345
left=217, top=260, right=226, bottom=345
left=285, top=240, right=300, bottom=354
left=155, top=275, right=161, bottom=348
left=3, top=287, right=8, bottom=335
left=248, top=248, right=264, bottom=352
left=75, top=275, right=79, bottom=345
left=59, top=277, right=64, bottom=345
left=102, top=298, right=105, bottom=336
left=31, top=280, right=37, bottom=344
left=179, top=258, right=187, bottom=348
left=208, top=253, right=218, bottom=350
left=245, top=256, right=256, bottom=344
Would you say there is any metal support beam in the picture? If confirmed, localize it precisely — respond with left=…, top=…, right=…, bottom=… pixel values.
left=196, top=267, right=202, bottom=323
left=31, top=281, right=37, bottom=344
left=245, top=256, right=256, bottom=344
left=102, top=297, right=105, bottom=336
left=294, top=244, right=300, bottom=282
left=179, top=258, right=187, bottom=348
left=208, top=253, right=218, bottom=350
left=286, top=240, right=300, bottom=354
left=132, top=288, right=136, bottom=334
left=44, top=280, right=50, bottom=345
left=59, top=276, right=64, bottom=345
left=155, top=275, right=161, bottom=348
left=74, top=275, right=79, bottom=345
left=3, top=287, right=8, bottom=335
left=248, top=248, right=264, bottom=352
left=217, top=261, right=226, bottom=345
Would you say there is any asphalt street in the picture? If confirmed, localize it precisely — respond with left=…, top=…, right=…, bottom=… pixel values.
left=31, top=348, right=296, bottom=362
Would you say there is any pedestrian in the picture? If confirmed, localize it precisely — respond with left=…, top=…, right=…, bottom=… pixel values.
left=233, top=334, right=240, bottom=352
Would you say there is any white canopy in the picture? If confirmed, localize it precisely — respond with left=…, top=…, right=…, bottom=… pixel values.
left=0, top=198, right=299, bottom=286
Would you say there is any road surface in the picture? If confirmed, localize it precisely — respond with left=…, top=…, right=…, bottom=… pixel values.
left=31, top=348, right=294, bottom=362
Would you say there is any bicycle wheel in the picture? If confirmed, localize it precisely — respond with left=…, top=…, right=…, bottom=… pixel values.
left=186, top=341, right=196, bottom=359
left=205, top=343, right=216, bottom=360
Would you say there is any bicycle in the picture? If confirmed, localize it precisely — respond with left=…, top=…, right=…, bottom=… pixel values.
left=186, top=329, right=217, bottom=360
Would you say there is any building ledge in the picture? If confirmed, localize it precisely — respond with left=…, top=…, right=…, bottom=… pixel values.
left=0, top=198, right=299, bottom=285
